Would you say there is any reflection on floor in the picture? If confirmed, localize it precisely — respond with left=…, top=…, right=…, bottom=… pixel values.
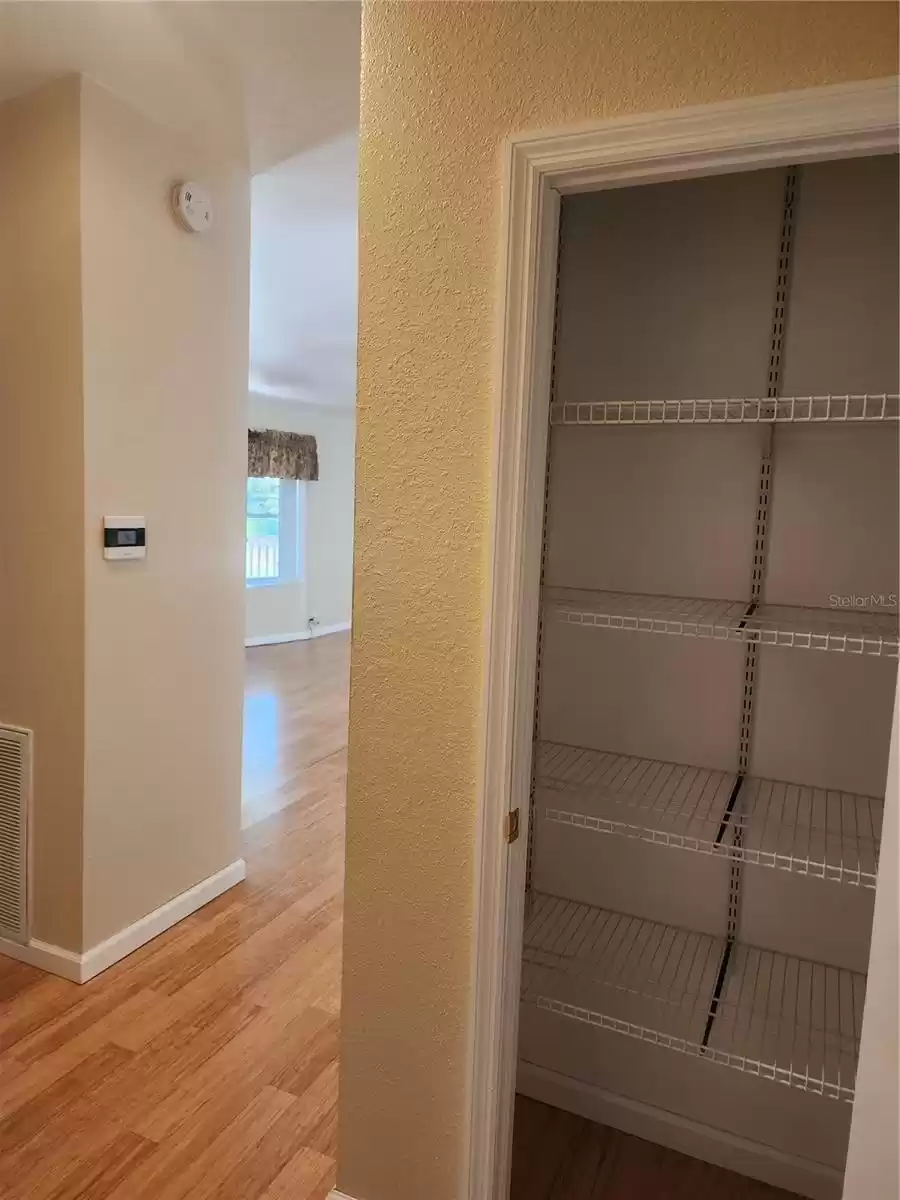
left=243, top=633, right=350, bottom=828
left=0, top=636, right=349, bottom=1200
left=510, top=1096, right=796, bottom=1199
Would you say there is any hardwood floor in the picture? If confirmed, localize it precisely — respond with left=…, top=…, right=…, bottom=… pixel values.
left=243, top=633, right=350, bottom=828
left=510, top=1096, right=796, bottom=1199
left=0, top=635, right=349, bottom=1200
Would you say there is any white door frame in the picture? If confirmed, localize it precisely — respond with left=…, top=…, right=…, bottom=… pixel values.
left=468, top=76, right=899, bottom=1200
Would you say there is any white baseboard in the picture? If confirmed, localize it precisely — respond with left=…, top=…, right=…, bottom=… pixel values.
left=327, top=1192, right=359, bottom=1200
left=81, top=859, right=246, bottom=981
left=517, top=1062, right=842, bottom=1200
left=0, top=858, right=246, bottom=985
left=0, top=935, right=83, bottom=982
left=245, top=631, right=307, bottom=647
left=312, top=621, right=351, bottom=639
left=245, top=622, right=350, bottom=648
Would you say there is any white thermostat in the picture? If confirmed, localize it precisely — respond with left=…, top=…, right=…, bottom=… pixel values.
left=103, top=516, right=146, bottom=561
left=171, top=181, right=212, bottom=233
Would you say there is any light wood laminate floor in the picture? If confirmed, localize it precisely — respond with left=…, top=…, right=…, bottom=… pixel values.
left=0, top=635, right=349, bottom=1200
left=243, top=633, right=350, bottom=829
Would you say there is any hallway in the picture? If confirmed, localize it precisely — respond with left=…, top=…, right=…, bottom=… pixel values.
left=0, top=636, right=349, bottom=1200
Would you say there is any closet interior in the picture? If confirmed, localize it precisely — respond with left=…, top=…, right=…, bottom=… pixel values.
left=515, top=154, right=899, bottom=1198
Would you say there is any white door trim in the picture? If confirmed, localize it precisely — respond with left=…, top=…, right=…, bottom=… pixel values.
left=468, top=76, right=899, bottom=1200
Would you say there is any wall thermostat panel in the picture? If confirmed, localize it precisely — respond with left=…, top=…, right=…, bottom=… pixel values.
left=171, top=181, right=212, bottom=233
left=103, top=516, right=146, bottom=560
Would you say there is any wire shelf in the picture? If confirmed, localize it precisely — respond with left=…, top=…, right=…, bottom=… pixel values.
left=536, top=742, right=882, bottom=887
left=521, top=893, right=864, bottom=1102
left=544, top=587, right=900, bottom=658
left=550, top=393, right=900, bottom=427
left=707, top=941, right=864, bottom=1102
left=523, top=893, right=721, bottom=1046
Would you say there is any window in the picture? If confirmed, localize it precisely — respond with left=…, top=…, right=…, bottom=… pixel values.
left=245, top=477, right=304, bottom=585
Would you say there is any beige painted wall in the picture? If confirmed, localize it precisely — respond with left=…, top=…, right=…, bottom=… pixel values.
left=246, top=394, right=355, bottom=640
left=1, top=73, right=249, bottom=956
left=0, top=77, right=85, bottom=951
left=79, top=78, right=249, bottom=949
left=245, top=577, right=309, bottom=644
left=340, top=4, right=900, bottom=1199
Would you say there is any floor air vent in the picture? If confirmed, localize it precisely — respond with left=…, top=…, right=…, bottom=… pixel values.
left=0, top=726, right=30, bottom=942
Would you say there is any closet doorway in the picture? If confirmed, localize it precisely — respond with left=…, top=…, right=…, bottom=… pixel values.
left=471, top=78, right=899, bottom=1200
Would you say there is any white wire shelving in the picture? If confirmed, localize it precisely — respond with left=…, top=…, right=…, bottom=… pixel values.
left=523, top=893, right=721, bottom=1051
left=536, top=742, right=882, bottom=887
left=707, top=940, right=863, bottom=1103
left=550, top=393, right=900, bottom=427
left=544, top=587, right=900, bottom=658
left=521, top=892, right=865, bottom=1102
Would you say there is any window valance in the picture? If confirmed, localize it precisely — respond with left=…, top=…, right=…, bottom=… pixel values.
left=248, top=428, right=319, bottom=481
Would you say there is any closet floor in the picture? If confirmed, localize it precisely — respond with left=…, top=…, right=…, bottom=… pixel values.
left=510, top=1096, right=798, bottom=1199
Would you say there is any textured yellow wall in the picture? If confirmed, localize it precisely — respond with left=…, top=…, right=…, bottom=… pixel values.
left=341, top=5, right=899, bottom=1198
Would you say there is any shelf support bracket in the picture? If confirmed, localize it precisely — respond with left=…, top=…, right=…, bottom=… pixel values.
left=707, top=168, right=802, bottom=1056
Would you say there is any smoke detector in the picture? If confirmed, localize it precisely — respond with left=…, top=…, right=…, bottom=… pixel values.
left=171, top=182, right=212, bottom=233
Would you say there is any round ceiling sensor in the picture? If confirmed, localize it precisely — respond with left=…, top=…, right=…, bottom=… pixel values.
left=171, top=182, right=212, bottom=233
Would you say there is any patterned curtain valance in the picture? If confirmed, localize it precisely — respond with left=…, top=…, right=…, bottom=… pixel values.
left=248, top=428, right=319, bottom=481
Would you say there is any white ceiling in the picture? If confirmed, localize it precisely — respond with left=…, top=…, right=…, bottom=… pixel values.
left=0, top=1, right=361, bottom=172
left=251, top=132, right=358, bottom=410
left=0, top=0, right=361, bottom=409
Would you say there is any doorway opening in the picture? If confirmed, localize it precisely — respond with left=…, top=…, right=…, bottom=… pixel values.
left=242, top=126, right=359, bottom=828
left=472, top=79, right=899, bottom=1200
